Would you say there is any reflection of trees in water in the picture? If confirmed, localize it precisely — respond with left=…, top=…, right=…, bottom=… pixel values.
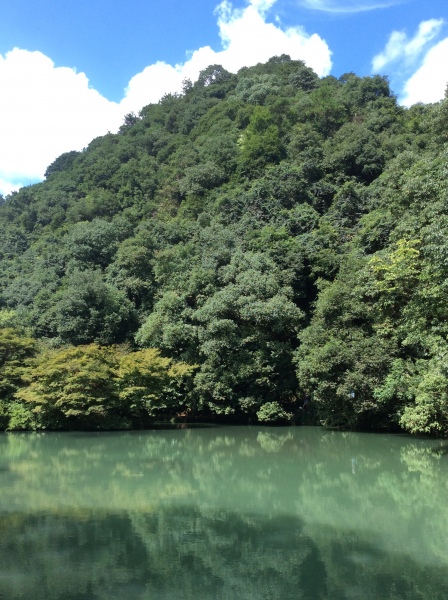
left=1, top=507, right=448, bottom=600
left=0, top=509, right=315, bottom=600
left=257, top=430, right=293, bottom=453
left=0, top=511, right=148, bottom=600
left=130, top=508, right=313, bottom=600
left=287, top=430, right=448, bottom=567
left=1, top=428, right=448, bottom=598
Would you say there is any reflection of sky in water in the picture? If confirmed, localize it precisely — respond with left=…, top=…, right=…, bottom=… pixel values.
left=1, top=427, right=447, bottom=599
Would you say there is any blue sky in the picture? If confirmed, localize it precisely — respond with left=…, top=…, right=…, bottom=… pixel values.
left=1, top=0, right=447, bottom=195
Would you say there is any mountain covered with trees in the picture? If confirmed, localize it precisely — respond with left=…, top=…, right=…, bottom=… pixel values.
left=1, top=55, right=448, bottom=434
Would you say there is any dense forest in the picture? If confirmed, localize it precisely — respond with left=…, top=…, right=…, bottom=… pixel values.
left=1, top=55, right=448, bottom=435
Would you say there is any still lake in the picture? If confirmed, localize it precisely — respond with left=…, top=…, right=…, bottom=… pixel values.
left=0, top=426, right=447, bottom=600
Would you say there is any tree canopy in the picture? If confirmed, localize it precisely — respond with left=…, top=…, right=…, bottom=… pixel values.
left=1, top=57, right=448, bottom=434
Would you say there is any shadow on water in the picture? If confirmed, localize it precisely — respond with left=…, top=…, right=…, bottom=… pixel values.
left=1, top=506, right=447, bottom=600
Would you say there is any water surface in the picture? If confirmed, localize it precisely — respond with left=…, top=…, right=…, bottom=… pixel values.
left=1, top=426, right=447, bottom=599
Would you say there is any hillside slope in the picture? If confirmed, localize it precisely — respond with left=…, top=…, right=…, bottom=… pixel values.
left=1, top=56, right=448, bottom=433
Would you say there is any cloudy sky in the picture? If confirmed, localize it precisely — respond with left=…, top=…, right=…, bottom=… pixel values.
left=1, top=0, right=447, bottom=196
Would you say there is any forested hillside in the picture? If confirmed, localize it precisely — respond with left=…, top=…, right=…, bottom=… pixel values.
left=1, top=56, right=448, bottom=434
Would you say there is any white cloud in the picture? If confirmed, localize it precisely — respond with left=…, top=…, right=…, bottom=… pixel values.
left=0, top=49, right=123, bottom=194
left=401, top=37, right=448, bottom=106
left=121, top=0, right=332, bottom=114
left=216, top=0, right=331, bottom=74
left=371, top=19, right=448, bottom=107
left=0, top=0, right=332, bottom=197
left=372, top=18, right=445, bottom=72
left=0, top=178, right=26, bottom=198
left=298, top=0, right=405, bottom=14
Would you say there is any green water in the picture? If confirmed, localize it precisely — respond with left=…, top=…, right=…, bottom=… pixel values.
left=1, top=426, right=447, bottom=600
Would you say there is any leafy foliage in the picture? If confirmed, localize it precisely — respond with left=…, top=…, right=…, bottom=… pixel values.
left=2, top=56, right=448, bottom=433
left=12, top=344, right=195, bottom=430
left=0, top=327, right=37, bottom=429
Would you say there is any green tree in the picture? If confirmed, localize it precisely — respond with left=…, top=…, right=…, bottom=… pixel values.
left=53, top=269, right=137, bottom=345
left=118, top=348, right=196, bottom=420
left=238, top=107, right=283, bottom=176
left=0, top=327, right=37, bottom=429
left=296, top=255, right=397, bottom=430
left=13, top=344, right=196, bottom=430
left=15, top=344, right=122, bottom=429
left=139, top=250, right=303, bottom=420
